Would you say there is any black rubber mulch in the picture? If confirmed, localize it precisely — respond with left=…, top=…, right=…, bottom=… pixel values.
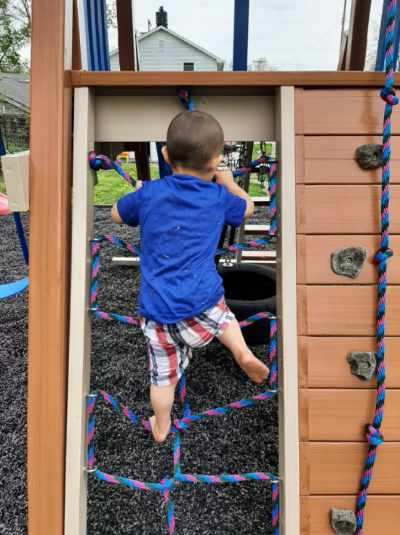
left=0, top=207, right=278, bottom=535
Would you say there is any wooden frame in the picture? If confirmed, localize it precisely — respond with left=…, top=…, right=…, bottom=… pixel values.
left=276, top=86, right=300, bottom=533
left=28, top=1, right=73, bottom=534
left=63, top=85, right=299, bottom=534
left=70, top=71, right=400, bottom=87
left=27, top=47, right=400, bottom=532
left=64, top=87, right=95, bottom=535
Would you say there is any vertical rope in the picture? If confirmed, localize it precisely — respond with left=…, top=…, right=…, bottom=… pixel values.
left=86, top=394, right=98, bottom=470
left=177, top=374, right=191, bottom=418
left=267, top=162, right=278, bottom=237
left=271, top=482, right=280, bottom=535
left=163, top=488, right=175, bottom=535
left=177, top=88, right=194, bottom=111
left=354, top=1, right=398, bottom=532
left=90, top=240, right=102, bottom=308
left=268, top=318, right=278, bottom=389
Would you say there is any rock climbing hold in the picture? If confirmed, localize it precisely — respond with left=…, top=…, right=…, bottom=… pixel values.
left=330, top=508, right=357, bottom=534
left=355, top=144, right=383, bottom=170
left=347, top=352, right=376, bottom=381
left=331, top=247, right=367, bottom=279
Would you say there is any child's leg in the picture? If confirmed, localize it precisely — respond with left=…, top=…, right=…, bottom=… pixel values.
left=149, top=382, right=176, bottom=443
left=217, top=317, right=269, bottom=384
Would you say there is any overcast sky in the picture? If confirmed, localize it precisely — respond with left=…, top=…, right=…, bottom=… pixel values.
left=107, top=0, right=384, bottom=71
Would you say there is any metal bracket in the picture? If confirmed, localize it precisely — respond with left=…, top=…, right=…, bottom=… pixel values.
left=330, top=508, right=357, bottom=534
left=331, top=247, right=367, bottom=279
left=347, top=352, right=376, bottom=381
left=355, top=144, right=383, bottom=170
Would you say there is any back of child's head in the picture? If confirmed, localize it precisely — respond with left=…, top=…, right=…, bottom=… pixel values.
left=166, top=110, right=224, bottom=173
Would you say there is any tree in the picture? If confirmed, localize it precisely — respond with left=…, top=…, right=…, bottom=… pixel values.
left=0, top=0, right=30, bottom=72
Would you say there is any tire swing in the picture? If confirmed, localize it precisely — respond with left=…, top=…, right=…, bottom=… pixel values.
left=218, top=263, right=276, bottom=346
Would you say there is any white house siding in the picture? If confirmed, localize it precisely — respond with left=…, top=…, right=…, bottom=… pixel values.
left=138, top=30, right=218, bottom=71
left=110, top=53, right=120, bottom=71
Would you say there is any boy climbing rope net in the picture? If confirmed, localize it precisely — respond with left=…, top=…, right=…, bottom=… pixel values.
left=111, top=110, right=270, bottom=442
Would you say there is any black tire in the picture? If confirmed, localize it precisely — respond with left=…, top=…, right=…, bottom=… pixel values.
left=218, top=263, right=276, bottom=346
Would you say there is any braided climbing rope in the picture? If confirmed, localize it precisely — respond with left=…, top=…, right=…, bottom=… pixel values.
left=86, top=379, right=279, bottom=534
left=88, top=88, right=280, bottom=532
left=88, top=151, right=137, bottom=188
left=87, top=233, right=280, bottom=533
left=267, top=162, right=278, bottom=237
left=354, top=1, right=398, bottom=532
left=90, top=234, right=276, bottom=328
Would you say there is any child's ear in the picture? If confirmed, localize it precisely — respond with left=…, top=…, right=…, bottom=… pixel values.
left=161, top=145, right=171, bottom=165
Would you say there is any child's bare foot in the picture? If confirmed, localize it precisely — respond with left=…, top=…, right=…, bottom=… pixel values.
left=149, top=415, right=171, bottom=443
left=237, top=351, right=269, bottom=384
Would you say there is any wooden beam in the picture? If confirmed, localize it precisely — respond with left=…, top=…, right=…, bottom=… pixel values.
left=28, top=0, right=73, bottom=534
left=72, top=0, right=81, bottom=71
left=70, top=70, right=400, bottom=88
left=116, top=0, right=135, bottom=70
left=276, top=86, right=300, bottom=535
left=344, top=0, right=372, bottom=70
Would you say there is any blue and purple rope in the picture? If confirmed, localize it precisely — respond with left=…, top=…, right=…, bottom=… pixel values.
left=87, top=110, right=280, bottom=531
left=267, top=162, right=278, bottom=237
left=89, top=235, right=277, bottom=330
left=353, top=1, right=397, bottom=532
left=86, top=383, right=279, bottom=534
left=88, top=150, right=137, bottom=188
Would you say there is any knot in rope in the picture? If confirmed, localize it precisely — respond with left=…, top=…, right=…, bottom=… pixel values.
left=366, top=424, right=384, bottom=447
left=88, top=151, right=113, bottom=171
left=177, top=88, right=194, bottom=111
left=160, top=478, right=175, bottom=492
left=380, top=86, right=399, bottom=106
left=173, top=419, right=189, bottom=432
left=373, top=247, right=393, bottom=265
left=88, top=151, right=136, bottom=188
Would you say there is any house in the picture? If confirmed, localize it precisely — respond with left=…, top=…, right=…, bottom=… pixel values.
left=0, top=73, right=30, bottom=152
left=110, top=6, right=224, bottom=72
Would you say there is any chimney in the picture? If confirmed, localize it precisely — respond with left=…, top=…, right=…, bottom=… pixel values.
left=156, top=6, right=168, bottom=28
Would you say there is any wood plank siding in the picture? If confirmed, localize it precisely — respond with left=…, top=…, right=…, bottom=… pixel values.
left=296, top=87, right=400, bottom=533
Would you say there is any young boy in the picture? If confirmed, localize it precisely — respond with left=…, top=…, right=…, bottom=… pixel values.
left=112, top=110, right=269, bottom=442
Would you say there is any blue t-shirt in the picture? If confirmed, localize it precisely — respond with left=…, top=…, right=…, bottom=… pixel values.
left=117, top=174, right=246, bottom=324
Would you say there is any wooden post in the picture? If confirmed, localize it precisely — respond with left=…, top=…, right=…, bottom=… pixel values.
left=344, top=0, right=372, bottom=70
left=73, top=0, right=82, bottom=71
left=116, top=0, right=136, bottom=70
left=276, top=86, right=300, bottom=534
left=28, top=0, right=73, bottom=534
left=116, top=0, right=150, bottom=179
left=64, top=88, right=95, bottom=535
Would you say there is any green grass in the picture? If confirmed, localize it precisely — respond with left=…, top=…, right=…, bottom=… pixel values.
left=0, top=174, right=5, bottom=194
left=249, top=181, right=266, bottom=197
left=94, top=163, right=159, bottom=205
left=94, top=162, right=267, bottom=205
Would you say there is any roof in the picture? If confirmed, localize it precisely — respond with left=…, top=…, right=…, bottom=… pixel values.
left=137, top=26, right=224, bottom=64
left=0, top=73, right=30, bottom=112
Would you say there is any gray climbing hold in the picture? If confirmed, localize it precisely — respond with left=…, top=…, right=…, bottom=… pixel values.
left=330, top=508, right=357, bottom=534
left=331, top=247, right=367, bottom=279
left=347, top=352, right=376, bottom=381
left=355, top=144, right=383, bottom=170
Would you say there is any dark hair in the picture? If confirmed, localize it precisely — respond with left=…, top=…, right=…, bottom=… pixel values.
left=166, top=110, right=224, bottom=172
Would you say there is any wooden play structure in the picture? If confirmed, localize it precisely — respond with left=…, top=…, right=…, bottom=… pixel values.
left=26, top=1, right=400, bottom=534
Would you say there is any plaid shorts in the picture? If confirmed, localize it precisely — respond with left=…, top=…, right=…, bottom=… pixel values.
left=140, top=298, right=235, bottom=387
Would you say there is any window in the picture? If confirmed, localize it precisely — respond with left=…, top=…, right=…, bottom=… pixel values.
left=183, top=62, right=194, bottom=71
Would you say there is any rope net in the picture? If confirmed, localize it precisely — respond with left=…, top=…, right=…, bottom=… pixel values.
left=87, top=231, right=280, bottom=533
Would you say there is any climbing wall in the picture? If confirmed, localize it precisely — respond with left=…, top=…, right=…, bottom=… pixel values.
left=296, top=88, right=400, bottom=534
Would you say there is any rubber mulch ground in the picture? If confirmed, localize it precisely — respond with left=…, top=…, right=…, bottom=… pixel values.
left=0, top=207, right=278, bottom=535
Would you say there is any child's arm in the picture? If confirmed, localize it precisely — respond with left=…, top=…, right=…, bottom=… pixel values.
left=111, top=186, right=143, bottom=227
left=215, top=170, right=254, bottom=218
